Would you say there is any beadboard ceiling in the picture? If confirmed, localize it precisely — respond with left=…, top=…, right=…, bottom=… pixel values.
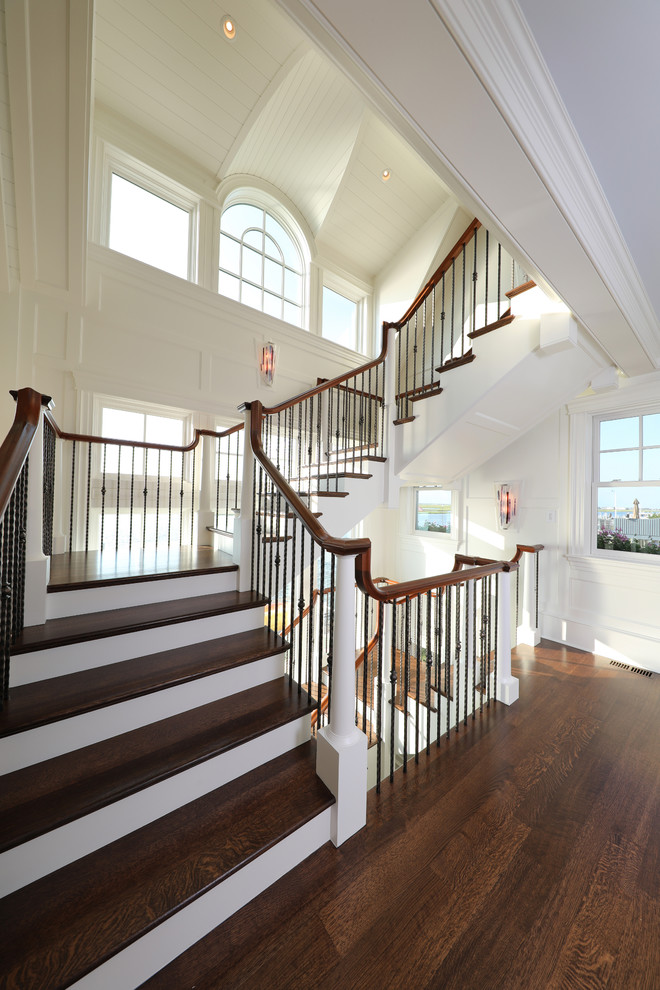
left=93, top=0, right=455, bottom=283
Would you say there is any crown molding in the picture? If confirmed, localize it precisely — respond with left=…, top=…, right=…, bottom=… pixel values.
left=429, top=0, right=660, bottom=367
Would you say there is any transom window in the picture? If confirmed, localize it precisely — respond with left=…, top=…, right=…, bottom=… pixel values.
left=595, top=412, right=660, bottom=555
left=218, top=204, right=304, bottom=327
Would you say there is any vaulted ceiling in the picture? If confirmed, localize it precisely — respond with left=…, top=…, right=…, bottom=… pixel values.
left=93, top=0, right=456, bottom=284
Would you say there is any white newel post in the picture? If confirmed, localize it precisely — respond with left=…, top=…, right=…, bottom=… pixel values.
left=517, top=552, right=541, bottom=646
left=197, top=433, right=216, bottom=544
left=496, top=567, right=519, bottom=705
left=235, top=411, right=254, bottom=591
left=316, top=552, right=368, bottom=845
left=24, top=414, right=50, bottom=626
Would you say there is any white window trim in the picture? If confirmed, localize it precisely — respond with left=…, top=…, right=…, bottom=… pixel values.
left=90, top=139, right=201, bottom=283
left=567, top=377, right=660, bottom=565
left=411, top=485, right=459, bottom=541
left=321, top=270, right=371, bottom=355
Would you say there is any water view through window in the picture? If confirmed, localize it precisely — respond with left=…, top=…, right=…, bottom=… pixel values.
left=415, top=489, right=451, bottom=534
left=596, top=413, right=660, bottom=554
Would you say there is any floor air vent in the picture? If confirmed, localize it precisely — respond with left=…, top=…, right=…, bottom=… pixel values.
left=609, top=660, right=653, bottom=677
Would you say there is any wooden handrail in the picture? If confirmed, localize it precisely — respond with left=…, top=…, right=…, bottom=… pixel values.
left=1, top=389, right=51, bottom=525
left=511, top=543, right=544, bottom=562
left=356, top=545, right=516, bottom=603
left=390, top=218, right=481, bottom=330
left=249, top=400, right=370, bottom=557
left=43, top=409, right=242, bottom=454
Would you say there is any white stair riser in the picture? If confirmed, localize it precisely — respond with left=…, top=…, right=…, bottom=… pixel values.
left=0, top=715, right=310, bottom=896
left=46, top=571, right=237, bottom=619
left=11, top=607, right=266, bottom=686
left=69, top=806, right=333, bottom=990
left=2, top=652, right=285, bottom=774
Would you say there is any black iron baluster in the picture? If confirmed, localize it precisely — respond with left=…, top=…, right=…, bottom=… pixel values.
left=13, top=464, right=28, bottom=642
left=412, top=312, right=418, bottom=400
left=404, top=321, right=410, bottom=419
left=487, top=574, right=493, bottom=707
left=403, top=596, right=410, bottom=771
left=69, top=439, right=76, bottom=553
left=425, top=590, right=432, bottom=754
left=362, top=585, right=369, bottom=736
left=472, top=578, right=478, bottom=719
left=288, top=512, right=297, bottom=682
left=254, top=465, right=263, bottom=596
left=389, top=602, right=397, bottom=783
left=266, top=472, right=275, bottom=630
left=307, top=534, right=314, bottom=703
left=273, top=490, right=282, bottom=651
left=115, top=444, right=121, bottom=553
left=84, top=442, right=92, bottom=553
left=461, top=243, right=467, bottom=357
left=440, top=274, right=446, bottom=367
left=484, top=229, right=490, bottom=331
left=129, top=446, right=136, bottom=551
left=376, top=600, right=383, bottom=792
left=450, top=260, right=456, bottom=360
left=155, top=449, right=161, bottom=549
left=327, top=554, right=335, bottom=724
left=190, top=446, right=196, bottom=548
left=100, top=443, right=107, bottom=552
left=318, top=547, right=326, bottom=729
left=378, top=360, right=384, bottom=457
left=42, top=420, right=56, bottom=557
left=472, top=227, right=478, bottom=341
left=497, top=242, right=502, bottom=319
left=445, top=584, right=452, bottom=740
left=464, top=580, right=469, bottom=725
left=142, top=447, right=149, bottom=551
left=436, top=587, right=443, bottom=746
left=167, top=451, right=173, bottom=549
left=179, top=450, right=185, bottom=548
left=455, top=580, right=461, bottom=732
left=421, top=300, right=427, bottom=397
left=396, top=328, right=402, bottom=420
left=297, top=524, right=306, bottom=694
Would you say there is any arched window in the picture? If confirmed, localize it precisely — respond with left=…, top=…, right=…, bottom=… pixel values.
left=218, top=202, right=306, bottom=327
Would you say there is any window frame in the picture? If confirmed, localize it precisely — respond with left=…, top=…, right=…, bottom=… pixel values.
left=592, top=409, right=660, bottom=559
left=217, top=187, right=312, bottom=330
left=413, top=486, right=455, bottom=539
left=322, top=270, right=369, bottom=354
left=96, top=144, right=200, bottom=282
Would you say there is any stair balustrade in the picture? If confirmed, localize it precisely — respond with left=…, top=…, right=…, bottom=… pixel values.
left=41, top=409, right=242, bottom=555
left=390, top=219, right=531, bottom=422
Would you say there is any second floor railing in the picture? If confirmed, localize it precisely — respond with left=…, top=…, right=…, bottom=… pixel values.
left=42, top=411, right=243, bottom=556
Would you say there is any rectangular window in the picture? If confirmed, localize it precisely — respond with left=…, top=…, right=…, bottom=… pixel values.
left=109, top=173, right=191, bottom=279
left=415, top=488, right=452, bottom=535
left=594, top=412, right=660, bottom=555
left=322, top=286, right=358, bottom=350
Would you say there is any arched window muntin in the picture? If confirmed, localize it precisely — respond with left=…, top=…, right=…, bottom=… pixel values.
left=218, top=196, right=309, bottom=328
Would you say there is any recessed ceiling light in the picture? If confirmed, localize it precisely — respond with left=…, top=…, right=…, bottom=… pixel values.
left=222, top=15, right=236, bottom=39
left=381, top=168, right=392, bottom=182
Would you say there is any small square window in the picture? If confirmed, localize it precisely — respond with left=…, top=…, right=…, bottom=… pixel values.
left=109, top=173, right=190, bottom=279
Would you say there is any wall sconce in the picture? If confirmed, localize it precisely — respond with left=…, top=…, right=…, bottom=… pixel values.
left=496, top=482, right=518, bottom=530
left=260, top=341, right=277, bottom=387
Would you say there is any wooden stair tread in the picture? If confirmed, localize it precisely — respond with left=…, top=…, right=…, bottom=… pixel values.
left=468, top=311, right=515, bottom=339
left=0, top=742, right=333, bottom=990
left=47, top=548, right=237, bottom=594
left=0, top=626, right=287, bottom=737
left=0, top=677, right=312, bottom=853
left=393, top=416, right=415, bottom=425
left=435, top=348, right=476, bottom=373
left=11, top=590, right=267, bottom=655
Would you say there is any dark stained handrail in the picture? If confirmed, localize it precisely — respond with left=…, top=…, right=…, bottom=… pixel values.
left=1, top=389, right=51, bottom=525
left=43, top=409, right=242, bottom=453
left=249, top=399, right=517, bottom=594
left=389, top=218, right=481, bottom=330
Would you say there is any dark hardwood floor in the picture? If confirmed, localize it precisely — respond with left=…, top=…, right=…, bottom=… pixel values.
left=143, top=639, right=660, bottom=990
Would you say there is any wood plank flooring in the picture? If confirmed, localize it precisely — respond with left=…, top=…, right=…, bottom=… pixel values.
left=142, top=640, right=660, bottom=990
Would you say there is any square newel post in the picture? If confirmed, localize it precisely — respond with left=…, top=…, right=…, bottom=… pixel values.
left=24, top=412, right=50, bottom=625
left=496, top=567, right=519, bottom=705
left=234, top=409, right=254, bottom=592
left=517, top=551, right=541, bottom=646
left=197, top=433, right=216, bottom=544
left=317, top=552, right=367, bottom=846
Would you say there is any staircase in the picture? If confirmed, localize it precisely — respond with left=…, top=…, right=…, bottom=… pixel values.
left=0, top=553, right=334, bottom=989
